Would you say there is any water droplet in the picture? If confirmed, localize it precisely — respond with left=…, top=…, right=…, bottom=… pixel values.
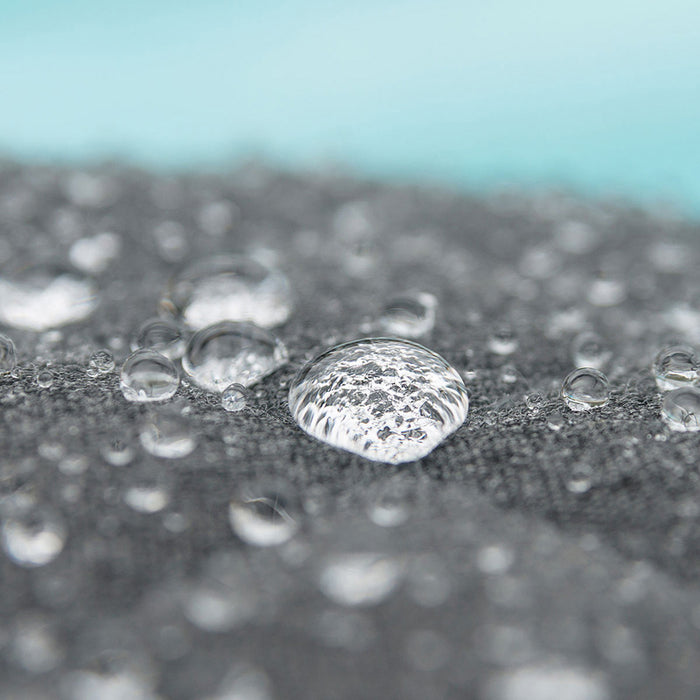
left=367, top=477, right=412, bottom=527
left=132, top=317, right=187, bottom=360
left=1, top=507, right=66, bottom=567
left=69, top=231, right=121, bottom=274
left=163, top=255, right=292, bottom=329
left=572, top=331, right=611, bottom=370
left=289, top=338, right=469, bottom=464
left=139, top=407, right=197, bottom=458
left=182, top=322, right=287, bottom=392
left=36, top=369, right=53, bottom=388
left=566, top=462, right=594, bottom=493
left=87, top=349, right=115, bottom=376
left=124, top=486, right=170, bottom=513
left=500, top=364, right=520, bottom=385
left=662, top=387, right=700, bottom=432
left=0, top=264, right=99, bottom=330
left=524, top=392, right=545, bottom=413
left=489, top=326, right=519, bottom=355
left=546, top=411, right=565, bottom=431
left=229, top=483, right=300, bottom=547
left=100, top=439, right=135, bottom=466
left=120, top=350, right=179, bottom=403
left=221, top=383, right=250, bottom=412
left=653, top=345, right=699, bottom=391
left=377, top=292, right=437, bottom=338
left=477, top=545, right=514, bottom=574
left=153, top=220, right=188, bottom=262
left=587, top=277, right=625, bottom=307
left=0, top=333, right=17, bottom=373
left=318, top=552, right=404, bottom=607
left=561, top=368, right=610, bottom=412
left=485, top=664, right=610, bottom=700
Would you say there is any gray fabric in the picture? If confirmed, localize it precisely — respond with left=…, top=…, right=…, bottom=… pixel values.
left=1, top=163, right=700, bottom=699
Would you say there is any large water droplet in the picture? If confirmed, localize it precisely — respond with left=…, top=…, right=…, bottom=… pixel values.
left=652, top=345, right=699, bottom=391
left=229, top=483, right=300, bottom=547
left=288, top=338, right=469, bottom=464
left=662, top=387, right=700, bottom=432
left=0, top=333, right=17, bottom=373
left=377, top=292, right=437, bottom=338
left=120, top=349, right=179, bottom=403
left=1, top=507, right=66, bottom=567
left=561, top=367, right=610, bottom=412
left=163, top=255, right=292, bottom=329
left=0, top=264, right=99, bottom=330
left=131, top=317, right=187, bottom=360
left=318, top=553, right=404, bottom=607
left=182, top=322, right=287, bottom=392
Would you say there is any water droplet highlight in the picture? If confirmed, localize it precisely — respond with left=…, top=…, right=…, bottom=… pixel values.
left=653, top=345, right=699, bottom=391
left=0, top=264, right=99, bottom=330
left=182, top=322, right=287, bottom=392
left=163, top=255, right=292, bottom=329
left=139, top=407, right=197, bottom=458
left=132, top=317, right=187, bottom=360
left=561, top=367, right=610, bottom=412
left=662, top=387, right=700, bottom=432
left=221, top=383, right=249, bottom=412
left=572, top=331, right=611, bottom=370
left=289, top=338, right=469, bottom=464
left=120, top=349, right=179, bottom=403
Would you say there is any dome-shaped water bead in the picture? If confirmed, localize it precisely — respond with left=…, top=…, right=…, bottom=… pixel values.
left=560, top=367, right=610, bottom=412
left=653, top=345, right=699, bottom=391
left=662, top=387, right=700, bottom=432
left=120, top=349, right=179, bottom=403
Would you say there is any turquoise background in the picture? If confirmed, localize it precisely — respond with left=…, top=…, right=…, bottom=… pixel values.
left=1, top=0, right=699, bottom=212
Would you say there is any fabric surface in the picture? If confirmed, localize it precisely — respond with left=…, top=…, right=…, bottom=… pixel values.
left=1, top=163, right=700, bottom=699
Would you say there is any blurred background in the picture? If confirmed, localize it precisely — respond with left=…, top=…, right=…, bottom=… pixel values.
left=1, top=0, right=699, bottom=213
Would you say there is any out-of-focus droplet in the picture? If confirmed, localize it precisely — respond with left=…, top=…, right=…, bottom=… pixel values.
left=489, top=326, right=519, bottom=356
left=69, top=232, right=121, bottom=274
left=318, top=552, right=404, bottom=607
left=139, top=407, right=197, bottom=458
left=120, top=350, right=179, bottom=403
left=0, top=333, right=17, bottom=373
left=652, top=345, right=699, bottom=391
left=229, top=483, right=300, bottom=547
left=163, top=255, right=292, bottom=329
left=572, top=331, right=611, bottom=370
left=0, top=264, right=99, bottom=330
left=87, top=349, right=115, bottom=377
left=561, top=368, right=610, bottom=412
left=662, top=387, right=700, bottom=432
left=221, top=383, right=249, bottom=412
left=100, top=439, right=135, bottom=466
left=36, top=369, right=54, bottom=388
left=485, top=664, right=610, bottom=700
left=289, top=338, right=469, bottom=464
left=367, top=477, right=412, bottom=527
left=546, top=411, right=565, bottom=431
left=377, top=292, right=437, bottom=338
left=153, top=221, right=188, bottom=262
left=182, top=322, right=287, bottom=392
left=132, top=317, right=187, bottom=360
left=1, top=507, right=66, bottom=567
left=124, top=485, right=170, bottom=513
left=566, top=462, right=594, bottom=493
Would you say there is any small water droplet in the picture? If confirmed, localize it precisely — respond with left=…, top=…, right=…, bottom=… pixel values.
left=100, top=439, right=135, bottom=466
left=524, top=392, right=545, bottom=413
left=132, top=317, right=187, bottom=360
left=163, top=255, right=292, bottom=329
left=120, top=350, right=179, bottom=403
left=69, top=231, right=121, bottom=274
left=229, top=483, right=300, bottom=547
left=377, top=292, right=437, bottom=338
left=36, top=369, right=54, bottom=388
left=124, top=485, right=170, bottom=513
left=546, top=411, right=565, bottom=431
left=221, top=383, right=250, bottom=412
left=0, top=264, right=99, bottom=330
left=318, top=552, right=404, bottom=607
left=489, top=326, right=519, bottom=355
left=653, top=345, right=699, bottom=391
left=486, top=664, right=610, bottom=700
left=662, top=387, right=700, bottom=432
left=572, top=331, right=612, bottom=370
left=153, top=220, right=188, bottom=262
left=500, top=364, right=520, bottom=385
left=289, top=338, right=469, bottom=464
left=1, top=507, right=66, bottom=567
left=566, top=462, right=594, bottom=493
left=0, top=333, right=17, bottom=373
left=86, top=348, right=115, bottom=377
left=139, top=407, right=197, bottom=458
left=561, top=367, right=610, bottom=412
left=183, top=322, right=287, bottom=392
left=367, top=477, right=412, bottom=527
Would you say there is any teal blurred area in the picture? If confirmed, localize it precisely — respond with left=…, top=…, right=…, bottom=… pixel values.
left=1, top=0, right=699, bottom=211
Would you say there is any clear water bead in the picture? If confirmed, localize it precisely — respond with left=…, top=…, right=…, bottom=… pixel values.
left=377, top=292, right=437, bottom=338
left=0, top=264, right=99, bottom=330
left=652, top=345, right=699, bottom=391
left=561, top=367, right=610, bottom=412
left=120, top=349, right=179, bottom=403
left=221, top=383, right=249, bottom=412
left=36, top=369, right=54, bottom=388
left=131, top=317, right=187, bottom=360
left=229, top=483, right=300, bottom=547
left=182, top=322, right=288, bottom=392
left=572, top=331, right=612, bottom=370
left=662, top=387, right=700, bottom=432
left=288, top=338, right=469, bottom=464
left=87, top=349, right=115, bottom=376
left=0, top=333, right=17, bottom=373
left=139, top=407, right=197, bottom=458
left=162, top=255, right=293, bottom=329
